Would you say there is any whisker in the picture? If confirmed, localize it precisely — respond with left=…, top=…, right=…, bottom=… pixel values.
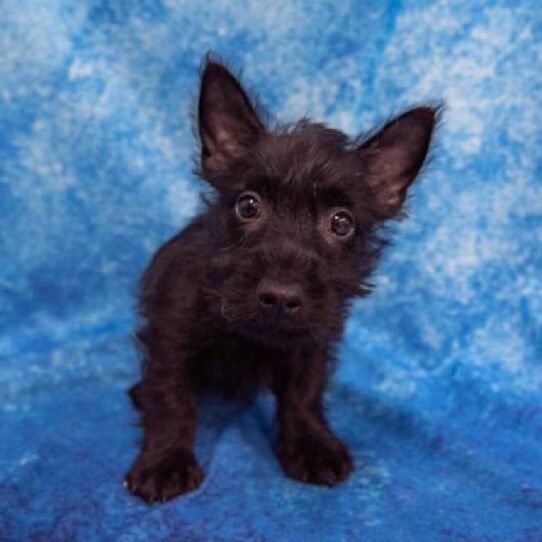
left=218, top=235, right=246, bottom=252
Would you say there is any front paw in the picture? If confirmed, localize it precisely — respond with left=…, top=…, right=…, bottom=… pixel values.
left=278, top=435, right=353, bottom=486
left=125, top=448, right=204, bottom=503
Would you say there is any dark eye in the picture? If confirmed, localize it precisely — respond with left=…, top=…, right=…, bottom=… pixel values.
left=235, top=192, right=261, bottom=220
left=330, top=210, right=355, bottom=237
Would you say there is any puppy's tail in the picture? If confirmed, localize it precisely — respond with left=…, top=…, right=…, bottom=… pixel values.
left=128, top=382, right=143, bottom=410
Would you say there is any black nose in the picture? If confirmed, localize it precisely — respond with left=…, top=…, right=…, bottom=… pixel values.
left=257, top=279, right=304, bottom=315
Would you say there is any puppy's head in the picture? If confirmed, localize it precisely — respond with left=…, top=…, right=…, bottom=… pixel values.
left=197, top=59, right=437, bottom=347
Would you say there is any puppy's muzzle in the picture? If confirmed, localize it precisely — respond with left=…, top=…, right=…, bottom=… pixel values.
left=256, top=279, right=305, bottom=316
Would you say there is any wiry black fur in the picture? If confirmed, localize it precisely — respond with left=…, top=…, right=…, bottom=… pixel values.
left=125, top=57, right=438, bottom=503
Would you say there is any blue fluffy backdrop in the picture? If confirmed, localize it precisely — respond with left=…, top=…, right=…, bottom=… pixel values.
left=1, top=1, right=541, bottom=540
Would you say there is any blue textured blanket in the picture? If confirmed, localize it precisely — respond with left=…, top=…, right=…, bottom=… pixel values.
left=1, top=1, right=541, bottom=540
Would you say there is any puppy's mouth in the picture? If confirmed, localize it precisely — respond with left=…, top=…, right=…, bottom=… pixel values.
left=219, top=300, right=310, bottom=344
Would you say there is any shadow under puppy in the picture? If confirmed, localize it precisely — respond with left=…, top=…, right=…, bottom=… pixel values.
left=126, top=58, right=437, bottom=503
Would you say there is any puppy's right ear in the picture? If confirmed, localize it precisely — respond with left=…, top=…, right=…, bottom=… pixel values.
left=198, top=60, right=264, bottom=177
left=356, top=107, right=438, bottom=219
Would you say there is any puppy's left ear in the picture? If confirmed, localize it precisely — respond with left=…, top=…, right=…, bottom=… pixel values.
left=356, top=107, right=438, bottom=219
left=198, top=60, right=265, bottom=176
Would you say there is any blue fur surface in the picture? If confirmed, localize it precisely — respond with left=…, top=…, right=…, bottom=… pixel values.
left=1, top=1, right=541, bottom=540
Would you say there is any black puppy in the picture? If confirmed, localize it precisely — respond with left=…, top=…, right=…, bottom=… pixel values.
left=125, top=58, right=437, bottom=503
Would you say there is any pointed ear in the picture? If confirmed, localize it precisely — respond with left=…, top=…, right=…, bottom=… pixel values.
left=198, top=60, right=264, bottom=174
left=356, top=107, right=438, bottom=219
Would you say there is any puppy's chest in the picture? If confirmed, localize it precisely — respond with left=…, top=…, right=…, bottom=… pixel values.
left=190, top=334, right=279, bottom=399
